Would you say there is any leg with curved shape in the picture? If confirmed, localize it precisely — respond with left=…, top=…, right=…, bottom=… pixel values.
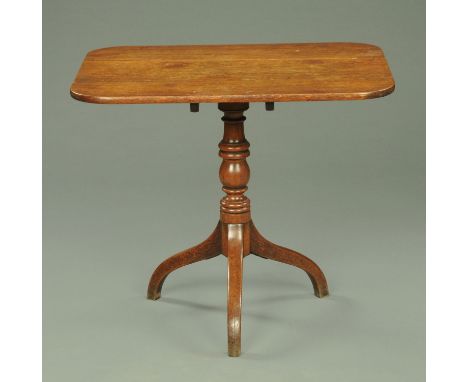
left=250, top=222, right=329, bottom=298
left=147, top=222, right=222, bottom=300
left=223, top=223, right=247, bottom=357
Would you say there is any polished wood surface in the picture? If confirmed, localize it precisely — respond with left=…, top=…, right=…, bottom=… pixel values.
left=147, top=222, right=222, bottom=300
left=218, top=103, right=251, bottom=224
left=146, top=104, right=329, bottom=356
left=223, top=223, right=246, bottom=357
left=71, top=43, right=394, bottom=356
left=250, top=222, right=328, bottom=298
left=70, top=43, right=394, bottom=104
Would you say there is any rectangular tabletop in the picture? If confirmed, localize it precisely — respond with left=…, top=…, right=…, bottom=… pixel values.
left=70, top=43, right=395, bottom=104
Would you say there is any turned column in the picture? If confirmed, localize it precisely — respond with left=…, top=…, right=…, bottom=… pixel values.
left=218, top=103, right=251, bottom=224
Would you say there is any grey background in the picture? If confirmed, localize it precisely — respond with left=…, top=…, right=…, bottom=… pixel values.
left=44, top=0, right=425, bottom=381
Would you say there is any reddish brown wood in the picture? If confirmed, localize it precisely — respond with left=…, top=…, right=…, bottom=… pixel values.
left=147, top=222, right=222, bottom=300
left=222, top=223, right=247, bottom=357
left=71, top=42, right=395, bottom=357
left=146, top=103, right=329, bottom=356
left=218, top=103, right=251, bottom=224
left=70, top=43, right=395, bottom=104
left=250, top=222, right=329, bottom=298
left=217, top=104, right=253, bottom=356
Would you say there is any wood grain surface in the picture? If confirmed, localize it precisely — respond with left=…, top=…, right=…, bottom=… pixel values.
left=70, top=43, right=395, bottom=104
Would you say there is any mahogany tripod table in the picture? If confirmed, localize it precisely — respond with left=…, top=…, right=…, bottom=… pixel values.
left=70, top=43, right=395, bottom=356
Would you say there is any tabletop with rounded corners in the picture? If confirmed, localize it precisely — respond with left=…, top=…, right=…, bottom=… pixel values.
left=70, top=42, right=395, bottom=104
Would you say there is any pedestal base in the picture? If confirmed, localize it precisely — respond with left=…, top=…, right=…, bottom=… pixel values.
left=147, top=102, right=328, bottom=357
left=147, top=220, right=328, bottom=357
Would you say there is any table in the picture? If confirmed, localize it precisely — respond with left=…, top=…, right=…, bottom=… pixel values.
left=70, top=42, right=395, bottom=356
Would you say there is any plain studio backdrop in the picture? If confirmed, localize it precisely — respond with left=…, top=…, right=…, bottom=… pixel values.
left=43, top=1, right=425, bottom=381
